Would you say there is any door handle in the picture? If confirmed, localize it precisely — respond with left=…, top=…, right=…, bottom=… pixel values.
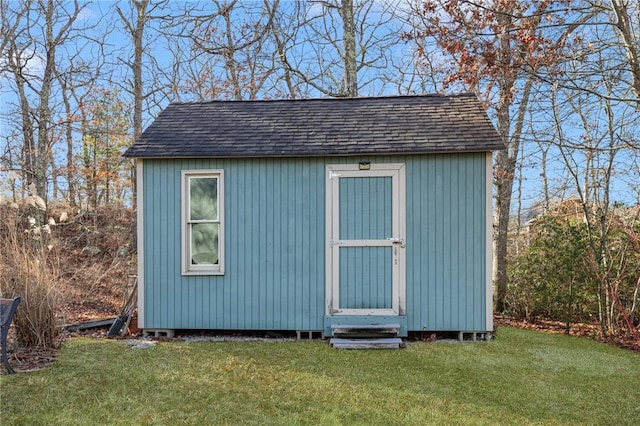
left=387, top=238, right=405, bottom=247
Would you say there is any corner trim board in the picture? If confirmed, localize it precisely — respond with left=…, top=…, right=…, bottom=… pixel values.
left=485, top=152, right=494, bottom=331
left=136, top=160, right=145, bottom=329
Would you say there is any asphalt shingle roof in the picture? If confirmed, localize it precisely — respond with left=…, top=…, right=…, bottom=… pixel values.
left=123, top=94, right=503, bottom=158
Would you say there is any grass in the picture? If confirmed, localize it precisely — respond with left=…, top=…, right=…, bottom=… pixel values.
left=1, top=327, right=639, bottom=425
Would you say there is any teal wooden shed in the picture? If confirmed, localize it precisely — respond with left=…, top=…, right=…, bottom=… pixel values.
left=124, top=94, right=503, bottom=339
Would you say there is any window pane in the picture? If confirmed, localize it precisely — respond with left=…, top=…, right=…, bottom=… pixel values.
left=339, top=177, right=392, bottom=240
left=191, top=223, right=219, bottom=265
left=190, top=177, right=217, bottom=221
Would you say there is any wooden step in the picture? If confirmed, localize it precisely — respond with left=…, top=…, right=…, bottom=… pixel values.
left=331, top=323, right=400, bottom=338
left=330, top=337, right=404, bottom=349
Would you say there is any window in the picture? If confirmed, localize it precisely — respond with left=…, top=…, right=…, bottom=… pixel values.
left=182, top=170, right=224, bottom=275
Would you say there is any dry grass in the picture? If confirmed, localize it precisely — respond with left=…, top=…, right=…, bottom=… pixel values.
left=0, top=203, right=135, bottom=349
left=0, top=206, right=59, bottom=347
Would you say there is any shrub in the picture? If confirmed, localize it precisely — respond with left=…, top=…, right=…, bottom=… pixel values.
left=508, top=217, right=596, bottom=330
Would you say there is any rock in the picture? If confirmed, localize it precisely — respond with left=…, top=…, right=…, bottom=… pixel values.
left=82, top=246, right=101, bottom=255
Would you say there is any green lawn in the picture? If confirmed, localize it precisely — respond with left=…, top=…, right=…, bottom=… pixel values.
left=1, top=327, right=638, bottom=425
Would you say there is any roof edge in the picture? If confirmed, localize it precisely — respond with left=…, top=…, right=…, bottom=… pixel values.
left=123, top=149, right=501, bottom=159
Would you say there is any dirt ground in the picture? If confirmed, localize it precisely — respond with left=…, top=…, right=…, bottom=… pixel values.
left=495, top=315, right=640, bottom=353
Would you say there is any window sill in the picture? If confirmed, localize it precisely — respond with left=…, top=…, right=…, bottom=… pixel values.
left=182, top=270, right=224, bottom=276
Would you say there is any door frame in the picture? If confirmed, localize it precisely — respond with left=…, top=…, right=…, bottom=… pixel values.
left=325, top=163, right=406, bottom=316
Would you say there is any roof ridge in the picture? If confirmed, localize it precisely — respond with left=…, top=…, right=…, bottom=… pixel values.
left=168, top=93, right=477, bottom=106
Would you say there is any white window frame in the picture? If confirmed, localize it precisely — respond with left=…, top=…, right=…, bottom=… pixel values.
left=181, top=170, right=225, bottom=275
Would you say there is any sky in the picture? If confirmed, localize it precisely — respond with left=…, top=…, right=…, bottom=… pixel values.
left=1, top=0, right=638, bottom=213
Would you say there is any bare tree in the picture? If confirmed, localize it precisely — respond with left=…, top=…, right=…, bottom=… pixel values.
left=608, top=0, right=640, bottom=103
left=109, top=0, right=176, bottom=133
left=113, top=0, right=174, bottom=249
left=0, top=0, right=28, bottom=63
left=543, top=1, right=640, bottom=109
left=1, top=0, right=89, bottom=216
left=549, top=84, right=638, bottom=335
left=158, top=1, right=405, bottom=101
left=404, top=0, right=576, bottom=312
left=168, top=0, right=279, bottom=101
left=273, top=0, right=400, bottom=97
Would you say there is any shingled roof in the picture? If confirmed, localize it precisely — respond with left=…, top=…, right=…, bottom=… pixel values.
left=123, top=94, right=503, bottom=158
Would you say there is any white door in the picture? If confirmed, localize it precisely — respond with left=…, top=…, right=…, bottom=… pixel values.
left=326, top=163, right=406, bottom=316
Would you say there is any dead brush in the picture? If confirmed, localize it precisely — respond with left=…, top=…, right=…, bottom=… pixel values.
left=0, top=205, right=60, bottom=348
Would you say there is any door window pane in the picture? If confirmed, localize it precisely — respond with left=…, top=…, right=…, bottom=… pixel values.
left=339, top=177, right=392, bottom=239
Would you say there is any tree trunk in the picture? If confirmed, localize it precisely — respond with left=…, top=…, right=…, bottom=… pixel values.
left=492, top=14, right=536, bottom=311
left=609, top=0, right=640, bottom=106
left=33, top=0, right=58, bottom=218
left=492, top=10, right=515, bottom=312
left=132, top=0, right=146, bottom=139
left=340, top=0, right=357, bottom=97
left=8, top=42, right=36, bottom=192
left=118, top=0, right=149, bottom=250
left=60, top=79, right=77, bottom=206
left=493, top=149, right=514, bottom=313
left=131, top=0, right=148, bottom=251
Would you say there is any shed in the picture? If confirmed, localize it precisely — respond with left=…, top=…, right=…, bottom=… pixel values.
left=123, top=94, right=503, bottom=339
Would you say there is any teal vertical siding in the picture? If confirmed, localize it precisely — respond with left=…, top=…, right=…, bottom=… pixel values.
left=143, top=157, right=325, bottom=330
left=405, top=154, right=487, bottom=331
left=142, top=153, right=488, bottom=332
